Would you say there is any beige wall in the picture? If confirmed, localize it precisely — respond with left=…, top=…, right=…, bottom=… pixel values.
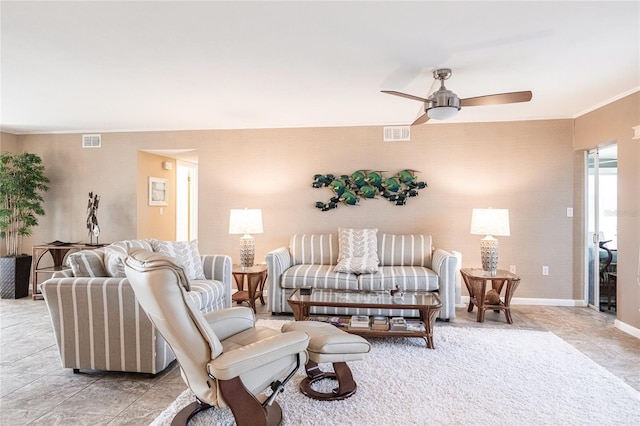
left=574, top=92, right=640, bottom=331
left=136, top=152, right=176, bottom=240
left=17, top=119, right=575, bottom=303
left=0, top=131, right=19, bottom=153
left=6, top=93, right=639, bottom=332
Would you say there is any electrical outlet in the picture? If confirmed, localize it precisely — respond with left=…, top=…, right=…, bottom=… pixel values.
left=510, top=265, right=516, bottom=273
left=542, top=266, right=549, bottom=275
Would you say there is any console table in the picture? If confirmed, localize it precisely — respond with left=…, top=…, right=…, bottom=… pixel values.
left=460, top=268, right=521, bottom=324
left=31, top=243, right=104, bottom=300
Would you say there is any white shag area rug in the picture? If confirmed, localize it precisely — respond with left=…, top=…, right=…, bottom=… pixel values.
left=151, top=320, right=640, bottom=426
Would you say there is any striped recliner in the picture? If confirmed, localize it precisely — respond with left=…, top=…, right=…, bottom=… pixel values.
left=41, top=240, right=232, bottom=375
left=266, top=233, right=460, bottom=320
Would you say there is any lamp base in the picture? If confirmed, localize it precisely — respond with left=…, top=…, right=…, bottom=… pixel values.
left=480, top=236, right=499, bottom=274
left=239, top=235, right=255, bottom=268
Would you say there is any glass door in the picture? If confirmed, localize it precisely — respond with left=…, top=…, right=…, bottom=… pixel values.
left=585, top=146, right=618, bottom=311
left=586, top=149, right=599, bottom=309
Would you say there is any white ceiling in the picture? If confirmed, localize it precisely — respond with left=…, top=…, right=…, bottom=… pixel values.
left=1, top=1, right=639, bottom=135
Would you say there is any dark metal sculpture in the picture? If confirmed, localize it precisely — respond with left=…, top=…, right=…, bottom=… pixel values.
left=87, top=192, right=100, bottom=245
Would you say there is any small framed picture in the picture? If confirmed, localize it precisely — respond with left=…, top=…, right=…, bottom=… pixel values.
left=148, top=177, right=168, bottom=206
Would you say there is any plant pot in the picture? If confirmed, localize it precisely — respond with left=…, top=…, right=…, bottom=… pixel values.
left=0, top=255, right=32, bottom=299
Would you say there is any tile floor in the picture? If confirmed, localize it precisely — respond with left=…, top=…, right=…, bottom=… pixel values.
left=1, top=297, right=639, bottom=426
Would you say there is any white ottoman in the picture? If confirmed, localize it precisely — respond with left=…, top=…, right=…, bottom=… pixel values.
left=282, top=321, right=371, bottom=401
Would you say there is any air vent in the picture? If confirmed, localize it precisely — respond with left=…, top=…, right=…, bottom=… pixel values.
left=383, top=126, right=410, bottom=142
left=82, top=134, right=101, bottom=148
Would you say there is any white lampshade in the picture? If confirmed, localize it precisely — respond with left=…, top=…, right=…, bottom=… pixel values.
left=228, top=209, right=264, bottom=235
left=427, top=106, right=459, bottom=120
left=470, top=208, right=510, bottom=237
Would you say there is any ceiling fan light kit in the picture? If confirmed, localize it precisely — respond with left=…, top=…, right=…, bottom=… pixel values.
left=382, top=68, right=532, bottom=126
left=427, top=106, right=459, bottom=120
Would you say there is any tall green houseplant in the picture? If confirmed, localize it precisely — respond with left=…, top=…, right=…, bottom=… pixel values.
left=0, top=152, right=50, bottom=298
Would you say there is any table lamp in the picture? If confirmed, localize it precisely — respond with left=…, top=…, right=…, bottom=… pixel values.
left=470, top=208, right=510, bottom=275
left=229, top=208, right=263, bottom=268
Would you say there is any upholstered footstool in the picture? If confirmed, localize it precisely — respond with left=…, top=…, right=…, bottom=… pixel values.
left=282, top=321, right=371, bottom=401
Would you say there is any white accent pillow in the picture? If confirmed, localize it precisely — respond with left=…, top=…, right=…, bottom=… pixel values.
left=337, top=227, right=379, bottom=263
left=333, top=257, right=379, bottom=274
left=151, top=240, right=205, bottom=280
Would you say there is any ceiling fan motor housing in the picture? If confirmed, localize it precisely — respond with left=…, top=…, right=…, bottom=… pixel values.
left=426, top=87, right=461, bottom=119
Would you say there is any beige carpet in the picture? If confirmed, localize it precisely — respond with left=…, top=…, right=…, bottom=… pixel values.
left=152, top=320, right=640, bottom=426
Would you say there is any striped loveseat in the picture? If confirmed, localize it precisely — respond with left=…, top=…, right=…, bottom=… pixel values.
left=266, top=233, right=459, bottom=320
left=41, top=239, right=232, bottom=375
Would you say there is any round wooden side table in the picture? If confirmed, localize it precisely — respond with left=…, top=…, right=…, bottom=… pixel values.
left=231, top=264, right=268, bottom=313
left=460, top=268, right=521, bottom=324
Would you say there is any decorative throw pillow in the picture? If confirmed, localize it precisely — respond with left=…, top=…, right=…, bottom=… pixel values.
left=104, top=245, right=128, bottom=277
left=337, top=227, right=379, bottom=263
left=333, top=257, right=379, bottom=274
left=151, top=239, right=205, bottom=280
left=103, top=240, right=156, bottom=277
left=67, top=249, right=107, bottom=277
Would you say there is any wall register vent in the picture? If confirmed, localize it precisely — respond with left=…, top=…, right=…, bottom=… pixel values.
left=82, top=134, right=101, bottom=148
left=383, top=126, right=410, bottom=142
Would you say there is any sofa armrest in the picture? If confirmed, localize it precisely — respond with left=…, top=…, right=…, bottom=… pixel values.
left=204, top=306, right=255, bottom=340
left=40, top=276, right=172, bottom=374
left=201, top=255, right=233, bottom=308
left=431, top=248, right=460, bottom=319
left=265, top=247, right=293, bottom=313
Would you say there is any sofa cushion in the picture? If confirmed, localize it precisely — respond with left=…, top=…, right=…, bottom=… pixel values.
left=357, top=266, right=439, bottom=292
left=333, top=257, right=379, bottom=274
left=290, top=234, right=338, bottom=265
left=281, top=264, right=359, bottom=290
left=67, top=249, right=107, bottom=277
left=151, top=240, right=206, bottom=280
left=377, top=234, right=432, bottom=267
left=104, top=240, right=155, bottom=277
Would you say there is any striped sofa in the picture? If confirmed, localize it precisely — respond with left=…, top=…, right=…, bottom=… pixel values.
left=40, top=239, right=232, bottom=375
left=266, top=233, right=459, bottom=320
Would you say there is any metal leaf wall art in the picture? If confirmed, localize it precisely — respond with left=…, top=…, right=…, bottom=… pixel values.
left=313, top=169, right=427, bottom=211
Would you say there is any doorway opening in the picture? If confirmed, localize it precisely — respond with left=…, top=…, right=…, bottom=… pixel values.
left=585, top=145, right=617, bottom=314
left=176, top=160, right=198, bottom=241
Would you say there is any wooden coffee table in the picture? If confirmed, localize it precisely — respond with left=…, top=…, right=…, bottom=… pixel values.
left=287, top=289, right=441, bottom=349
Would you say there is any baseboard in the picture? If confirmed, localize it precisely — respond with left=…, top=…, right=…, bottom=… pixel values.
left=614, top=319, right=640, bottom=339
left=458, top=296, right=587, bottom=307
left=457, top=297, right=639, bottom=340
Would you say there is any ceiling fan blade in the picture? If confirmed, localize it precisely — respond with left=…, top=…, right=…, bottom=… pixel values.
left=381, top=90, right=428, bottom=103
left=411, top=113, right=431, bottom=126
left=460, top=91, right=532, bottom=107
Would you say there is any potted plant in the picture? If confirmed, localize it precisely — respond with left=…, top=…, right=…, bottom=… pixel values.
left=0, top=152, right=50, bottom=298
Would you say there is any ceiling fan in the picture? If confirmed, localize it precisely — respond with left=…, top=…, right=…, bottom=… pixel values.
left=381, top=68, right=532, bottom=126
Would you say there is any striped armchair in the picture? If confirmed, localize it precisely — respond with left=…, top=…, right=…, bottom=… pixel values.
left=41, top=239, right=232, bottom=375
left=266, top=233, right=460, bottom=320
